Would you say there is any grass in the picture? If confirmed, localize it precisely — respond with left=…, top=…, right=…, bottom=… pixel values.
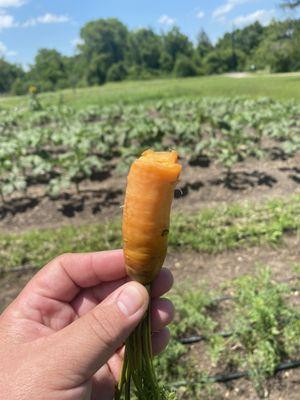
left=158, top=267, right=300, bottom=399
left=1, top=195, right=300, bottom=270
left=2, top=73, right=300, bottom=111
left=170, top=197, right=300, bottom=252
left=226, top=269, right=300, bottom=394
left=155, top=285, right=217, bottom=399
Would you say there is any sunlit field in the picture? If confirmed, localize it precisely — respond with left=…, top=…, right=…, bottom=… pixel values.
left=2, top=73, right=300, bottom=111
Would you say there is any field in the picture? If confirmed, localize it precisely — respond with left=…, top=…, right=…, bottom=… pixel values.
left=3, top=73, right=300, bottom=111
left=1, top=74, right=300, bottom=399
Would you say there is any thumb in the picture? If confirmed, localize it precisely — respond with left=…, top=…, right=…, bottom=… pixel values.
left=48, top=281, right=148, bottom=382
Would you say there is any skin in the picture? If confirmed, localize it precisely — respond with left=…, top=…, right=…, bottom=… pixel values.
left=0, top=250, right=174, bottom=400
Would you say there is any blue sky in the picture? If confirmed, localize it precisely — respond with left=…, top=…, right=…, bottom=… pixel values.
left=0, top=0, right=296, bottom=67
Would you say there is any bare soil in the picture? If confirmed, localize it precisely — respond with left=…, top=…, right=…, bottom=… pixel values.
left=1, top=151, right=300, bottom=233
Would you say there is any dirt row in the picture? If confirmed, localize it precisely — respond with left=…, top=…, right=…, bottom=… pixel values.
left=1, top=151, right=300, bottom=232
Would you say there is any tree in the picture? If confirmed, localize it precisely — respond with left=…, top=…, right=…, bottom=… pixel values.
left=63, top=55, right=87, bottom=89
left=79, top=18, right=129, bottom=83
left=30, top=49, right=67, bottom=91
left=8, top=15, right=300, bottom=94
left=107, top=62, right=127, bottom=81
left=85, top=54, right=107, bottom=85
left=0, top=59, right=23, bottom=93
left=174, top=55, right=198, bottom=77
left=159, top=52, right=173, bottom=73
left=216, top=23, right=264, bottom=55
left=203, top=50, right=232, bottom=74
left=162, top=27, right=194, bottom=71
left=281, top=0, right=300, bottom=8
left=127, top=28, right=162, bottom=70
left=196, top=30, right=213, bottom=58
left=203, top=49, right=246, bottom=74
left=254, top=20, right=300, bottom=72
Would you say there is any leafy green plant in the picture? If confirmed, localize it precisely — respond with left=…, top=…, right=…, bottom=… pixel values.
left=1, top=96, right=300, bottom=200
left=214, top=268, right=300, bottom=396
left=155, top=285, right=217, bottom=399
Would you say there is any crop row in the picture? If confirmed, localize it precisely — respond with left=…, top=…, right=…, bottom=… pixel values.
left=1, top=97, right=300, bottom=199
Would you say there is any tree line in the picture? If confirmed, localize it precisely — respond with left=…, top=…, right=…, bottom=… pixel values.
left=1, top=16, right=300, bottom=95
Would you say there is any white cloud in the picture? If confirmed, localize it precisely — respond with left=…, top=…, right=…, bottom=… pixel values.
left=0, top=0, right=25, bottom=7
left=158, top=14, right=176, bottom=26
left=196, top=11, right=205, bottom=19
left=0, top=41, right=17, bottom=57
left=71, top=37, right=84, bottom=48
left=22, top=62, right=29, bottom=72
left=0, top=12, right=15, bottom=29
left=0, top=41, right=6, bottom=54
left=233, top=9, right=276, bottom=27
left=213, top=3, right=234, bottom=20
left=212, top=0, right=253, bottom=21
left=7, top=49, right=17, bottom=56
left=23, top=13, right=70, bottom=27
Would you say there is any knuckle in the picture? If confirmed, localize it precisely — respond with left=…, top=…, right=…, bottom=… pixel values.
left=56, top=252, right=72, bottom=266
left=87, top=308, right=118, bottom=349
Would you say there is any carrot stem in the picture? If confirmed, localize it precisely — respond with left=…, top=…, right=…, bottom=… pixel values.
left=115, top=287, right=176, bottom=399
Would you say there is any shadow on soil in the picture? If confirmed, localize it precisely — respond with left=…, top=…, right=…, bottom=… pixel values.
left=175, top=181, right=205, bottom=198
left=0, top=197, right=39, bottom=220
left=211, top=170, right=278, bottom=191
left=279, top=166, right=300, bottom=184
left=58, top=189, right=123, bottom=217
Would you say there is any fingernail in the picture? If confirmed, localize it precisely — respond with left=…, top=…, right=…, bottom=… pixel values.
left=117, top=283, right=145, bottom=317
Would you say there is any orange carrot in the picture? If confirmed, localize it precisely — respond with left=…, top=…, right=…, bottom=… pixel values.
left=116, top=149, right=181, bottom=400
left=122, top=149, right=182, bottom=284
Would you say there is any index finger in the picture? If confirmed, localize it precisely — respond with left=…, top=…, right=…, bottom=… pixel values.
left=24, top=250, right=126, bottom=302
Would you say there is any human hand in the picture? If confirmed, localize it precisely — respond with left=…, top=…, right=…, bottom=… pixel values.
left=0, top=250, right=174, bottom=400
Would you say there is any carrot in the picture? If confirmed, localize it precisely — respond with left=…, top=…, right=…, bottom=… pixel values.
left=123, top=149, right=182, bottom=284
left=116, top=149, right=181, bottom=400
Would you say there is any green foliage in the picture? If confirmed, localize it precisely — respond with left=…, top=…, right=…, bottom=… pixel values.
left=281, top=0, right=300, bottom=8
left=86, top=54, right=108, bottom=85
left=152, top=267, right=300, bottom=398
left=30, top=49, right=68, bottom=91
left=170, top=197, right=300, bottom=252
left=11, top=77, right=28, bottom=95
left=155, top=286, right=217, bottom=399
left=203, top=48, right=246, bottom=74
left=216, top=22, right=264, bottom=60
left=127, top=28, right=162, bottom=70
left=196, top=30, right=213, bottom=58
left=216, top=269, right=300, bottom=395
left=162, top=27, right=193, bottom=70
left=28, top=92, right=42, bottom=112
left=4, top=17, right=300, bottom=94
left=80, top=18, right=129, bottom=65
left=107, top=62, right=128, bottom=82
left=173, top=55, right=198, bottom=77
left=171, top=196, right=300, bottom=252
left=156, top=268, right=300, bottom=398
left=80, top=18, right=129, bottom=84
left=2, top=96, right=300, bottom=200
left=253, top=20, right=300, bottom=73
left=0, top=59, right=23, bottom=93
left=0, top=220, right=121, bottom=270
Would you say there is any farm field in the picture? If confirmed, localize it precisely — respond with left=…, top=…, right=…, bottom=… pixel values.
left=3, top=73, right=300, bottom=111
left=1, top=76, right=300, bottom=399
